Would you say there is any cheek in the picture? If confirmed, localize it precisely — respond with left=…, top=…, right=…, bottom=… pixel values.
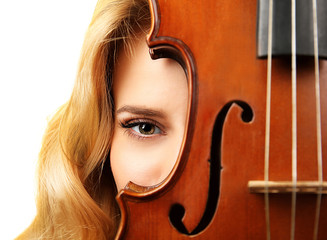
left=110, top=132, right=181, bottom=191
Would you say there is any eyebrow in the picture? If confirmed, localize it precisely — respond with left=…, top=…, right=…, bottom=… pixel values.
left=116, top=105, right=167, bottom=119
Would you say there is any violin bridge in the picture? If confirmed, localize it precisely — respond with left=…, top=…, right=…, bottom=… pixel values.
left=248, top=180, right=327, bottom=194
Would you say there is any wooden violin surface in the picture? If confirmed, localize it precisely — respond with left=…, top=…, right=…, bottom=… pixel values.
left=115, top=0, right=327, bottom=239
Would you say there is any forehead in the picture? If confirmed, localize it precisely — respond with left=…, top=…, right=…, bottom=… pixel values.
left=112, top=37, right=187, bottom=111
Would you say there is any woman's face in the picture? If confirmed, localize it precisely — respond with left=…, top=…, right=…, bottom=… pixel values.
left=110, top=37, right=188, bottom=191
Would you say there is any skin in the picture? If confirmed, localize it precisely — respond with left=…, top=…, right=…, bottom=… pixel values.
left=110, top=36, right=188, bottom=191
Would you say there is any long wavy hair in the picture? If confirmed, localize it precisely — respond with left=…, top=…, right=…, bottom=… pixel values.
left=17, top=0, right=150, bottom=239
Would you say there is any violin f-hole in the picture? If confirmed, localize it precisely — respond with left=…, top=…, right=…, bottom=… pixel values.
left=169, top=100, right=253, bottom=236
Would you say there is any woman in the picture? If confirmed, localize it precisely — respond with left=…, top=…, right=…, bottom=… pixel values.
left=17, top=0, right=188, bottom=239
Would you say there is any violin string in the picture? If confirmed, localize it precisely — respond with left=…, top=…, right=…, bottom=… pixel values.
left=290, top=0, right=297, bottom=239
left=311, top=0, right=323, bottom=239
left=264, top=0, right=274, bottom=239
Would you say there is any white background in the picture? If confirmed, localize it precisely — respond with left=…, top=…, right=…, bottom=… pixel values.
left=0, top=1, right=97, bottom=239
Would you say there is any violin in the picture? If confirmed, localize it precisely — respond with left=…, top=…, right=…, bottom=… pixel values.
left=115, top=0, right=327, bottom=239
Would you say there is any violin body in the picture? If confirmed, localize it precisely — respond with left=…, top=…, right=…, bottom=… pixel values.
left=115, top=0, right=327, bottom=239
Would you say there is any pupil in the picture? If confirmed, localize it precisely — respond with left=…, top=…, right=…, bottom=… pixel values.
left=140, top=123, right=154, bottom=134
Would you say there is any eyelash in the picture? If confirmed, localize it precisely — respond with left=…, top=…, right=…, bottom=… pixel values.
left=119, top=118, right=165, bottom=140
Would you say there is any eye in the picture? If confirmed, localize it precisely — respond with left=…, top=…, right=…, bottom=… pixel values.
left=120, top=119, right=164, bottom=139
left=131, top=122, right=161, bottom=135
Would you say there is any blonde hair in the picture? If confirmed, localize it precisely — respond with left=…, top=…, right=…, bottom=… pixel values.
left=17, top=0, right=150, bottom=239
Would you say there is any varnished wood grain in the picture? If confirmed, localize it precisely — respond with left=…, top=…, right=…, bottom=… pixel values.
left=115, top=0, right=327, bottom=239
